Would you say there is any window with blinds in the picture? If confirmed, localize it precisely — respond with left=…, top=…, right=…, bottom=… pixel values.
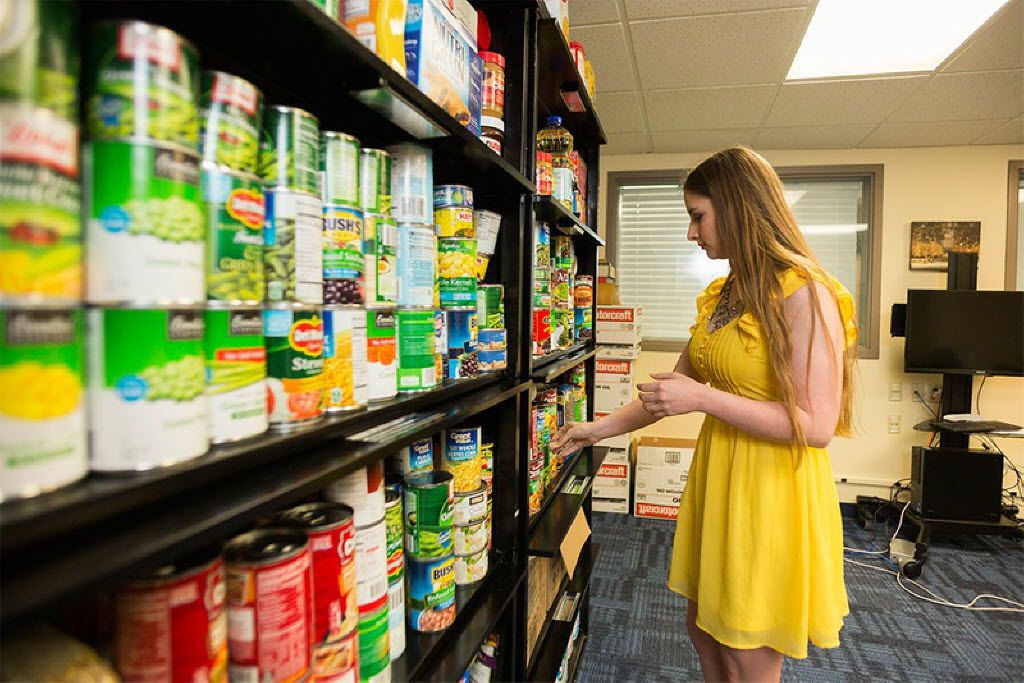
left=616, top=175, right=873, bottom=347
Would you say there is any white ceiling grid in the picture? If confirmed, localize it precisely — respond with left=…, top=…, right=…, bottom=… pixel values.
left=569, top=0, right=1024, bottom=153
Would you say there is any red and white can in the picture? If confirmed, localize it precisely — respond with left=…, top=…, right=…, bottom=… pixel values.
left=275, top=502, right=359, bottom=681
left=224, top=529, right=314, bottom=683
left=115, top=549, right=228, bottom=683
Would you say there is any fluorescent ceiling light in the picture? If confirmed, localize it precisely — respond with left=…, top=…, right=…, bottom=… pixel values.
left=787, top=0, right=1007, bottom=80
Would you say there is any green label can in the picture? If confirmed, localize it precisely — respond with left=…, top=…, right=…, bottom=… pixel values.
left=366, top=307, right=396, bottom=402
left=264, top=305, right=323, bottom=429
left=264, top=188, right=323, bottom=305
left=385, top=489, right=404, bottom=584
left=199, top=70, right=262, bottom=174
left=84, top=140, right=204, bottom=304
left=396, top=308, right=437, bottom=393
left=321, top=131, right=360, bottom=207
left=259, top=105, right=319, bottom=195
left=476, top=284, right=505, bottom=329
left=205, top=307, right=267, bottom=444
left=363, top=214, right=398, bottom=306
left=87, top=307, right=207, bottom=472
left=204, top=166, right=264, bottom=304
left=438, top=238, right=477, bottom=308
left=0, top=0, right=79, bottom=118
left=403, top=470, right=454, bottom=559
left=323, top=204, right=365, bottom=305
left=359, top=148, right=391, bottom=215
left=0, top=308, right=87, bottom=499
left=85, top=21, right=199, bottom=149
left=357, top=603, right=390, bottom=682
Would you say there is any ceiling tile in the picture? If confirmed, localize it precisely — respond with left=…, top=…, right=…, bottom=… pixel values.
left=629, top=9, right=807, bottom=89
left=972, top=116, right=1024, bottom=144
left=755, top=124, right=876, bottom=149
left=889, top=70, right=1024, bottom=122
left=645, top=85, right=776, bottom=131
left=651, top=128, right=757, bottom=153
left=595, top=92, right=645, bottom=133
left=943, top=0, right=1023, bottom=73
left=603, top=132, right=652, bottom=155
left=571, top=24, right=637, bottom=92
left=625, top=0, right=809, bottom=20
left=860, top=120, right=1007, bottom=148
left=765, top=76, right=928, bottom=126
left=569, top=0, right=619, bottom=25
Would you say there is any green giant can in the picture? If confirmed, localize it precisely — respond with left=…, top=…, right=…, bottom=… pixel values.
left=205, top=306, right=267, bottom=444
left=403, top=470, right=454, bottom=559
left=199, top=70, right=262, bottom=173
left=204, top=166, right=265, bottom=304
left=396, top=307, right=437, bottom=393
left=259, top=105, right=319, bottom=195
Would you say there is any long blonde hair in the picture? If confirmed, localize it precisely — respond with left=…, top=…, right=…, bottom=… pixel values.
left=683, top=147, right=856, bottom=450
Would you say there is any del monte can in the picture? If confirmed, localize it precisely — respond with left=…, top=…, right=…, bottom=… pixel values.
left=264, top=305, right=324, bottom=429
left=204, top=166, right=264, bottom=305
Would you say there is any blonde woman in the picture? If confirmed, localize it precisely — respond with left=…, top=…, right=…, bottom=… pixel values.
left=553, top=147, right=858, bottom=682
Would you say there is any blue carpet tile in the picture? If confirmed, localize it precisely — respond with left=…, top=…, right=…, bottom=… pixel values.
left=579, top=511, right=1023, bottom=682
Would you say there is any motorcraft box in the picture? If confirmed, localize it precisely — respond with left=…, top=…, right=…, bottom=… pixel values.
left=596, top=305, right=642, bottom=345
left=636, top=436, right=696, bottom=470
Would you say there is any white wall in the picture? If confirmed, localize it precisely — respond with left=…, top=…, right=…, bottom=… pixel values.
left=598, top=145, right=1024, bottom=502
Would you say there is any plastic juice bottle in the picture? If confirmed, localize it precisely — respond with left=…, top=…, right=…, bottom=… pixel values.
left=537, top=116, right=573, bottom=210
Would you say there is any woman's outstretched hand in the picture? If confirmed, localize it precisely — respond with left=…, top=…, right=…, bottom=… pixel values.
left=551, top=422, right=601, bottom=458
left=637, top=372, right=706, bottom=418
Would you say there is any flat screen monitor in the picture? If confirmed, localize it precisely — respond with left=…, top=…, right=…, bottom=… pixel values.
left=904, top=290, right=1024, bottom=376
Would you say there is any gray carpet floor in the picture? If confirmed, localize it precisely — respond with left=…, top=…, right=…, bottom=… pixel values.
left=579, top=510, right=1023, bottom=682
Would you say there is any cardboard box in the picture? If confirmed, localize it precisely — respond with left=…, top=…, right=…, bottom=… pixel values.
left=594, top=497, right=629, bottom=514
left=597, top=342, right=642, bottom=360
left=633, top=499, right=681, bottom=520
left=527, top=553, right=569, bottom=664
left=596, top=306, right=642, bottom=345
left=636, top=436, right=697, bottom=469
left=633, top=462, right=687, bottom=520
left=593, top=461, right=630, bottom=499
left=596, top=357, right=635, bottom=384
left=598, top=445, right=629, bottom=466
left=594, top=425, right=630, bottom=449
left=595, top=382, right=631, bottom=413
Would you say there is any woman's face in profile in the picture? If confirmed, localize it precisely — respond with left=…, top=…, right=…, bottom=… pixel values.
left=684, top=191, right=725, bottom=260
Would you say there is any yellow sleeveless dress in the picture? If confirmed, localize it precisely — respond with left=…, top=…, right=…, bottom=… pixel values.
left=667, top=267, right=858, bottom=659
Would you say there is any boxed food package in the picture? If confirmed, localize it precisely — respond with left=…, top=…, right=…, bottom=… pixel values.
left=636, top=436, right=697, bottom=469
left=597, top=342, right=641, bottom=360
left=406, top=0, right=483, bottom=134
left=596, top=305, right=642, bottom=345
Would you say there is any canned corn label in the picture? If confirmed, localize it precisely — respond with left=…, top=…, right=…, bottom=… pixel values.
left=0, top=309, right=87, bottom=499
left=204, top=167, right=265, bottom=304
left=443, top=427, right=481, bottom=492
left=321, top=133, right=360, bottom=207
left=199, top=71, right=262, bottom=173
left=323, top=307, right=368, bottom=412
left=364, top=214, right=397, bottom=305
left=84, top=140, right=204, bottom=304
left=205, top=308, right=267, bottom=443
left=366, top=309, right=396, bottom=401
left=438, top=238, right=477, bottom=308
left=406, top=556, right=456, bottom=633
left=264, top=188, right=323, bottom=304
left=322, top=204, right=365, bottom=305
left=87, top=308, right=207, bottom=472
left=434, top=206, right=474, bottom=238
left=264, top=308, right=323, bottom=427
left=398, top=224, right=435, bottom=308
left=259, top=106, right=319, bottom=194
left=397, top=308, right=436, bottom=393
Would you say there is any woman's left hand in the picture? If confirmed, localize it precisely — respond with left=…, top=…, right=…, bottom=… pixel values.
left=637, top=372, right=707, bottom=418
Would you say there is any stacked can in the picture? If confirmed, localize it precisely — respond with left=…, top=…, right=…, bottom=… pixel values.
left=386, top=437, right=433, bottom=477
left=476, top=285, right=506, bottom=373
left=574, top=274, right=594, bottom=343
left=540, top=387, right=559, bottom=485
left=528, top=392, right=545, bottom=515
left=396, top=195, right=437, bottom=393
left=532, top=221, right=552, bottom=357
left=434, top=309, right=447, bottom=382
left=572, top=363, right=588, bottom=423
left=551, top=236, right=574, bottom=351
left=446, top=307, right=479, bottom=379
left=384, top=490, right=406, bottom=661
left=442, top=428, right=489, bottom=586
left=435, top=185, right=478, bottom=310
left=480, top=441, right=494, bottom=551
left=474, top=210, right=501, bottom=282
left=404, top=470, right=457, bottom=632
left=325, top=462, right=392, bottom=682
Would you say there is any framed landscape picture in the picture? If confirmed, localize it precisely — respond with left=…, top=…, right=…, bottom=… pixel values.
left=909, top=221, right=980, bottom=271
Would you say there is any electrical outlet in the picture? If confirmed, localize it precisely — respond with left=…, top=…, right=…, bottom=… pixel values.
left=888, top=415, right=902, bottom=434
left=912, top=382, right=940, bottom=403
left=888, top=382, right=903, bottom=401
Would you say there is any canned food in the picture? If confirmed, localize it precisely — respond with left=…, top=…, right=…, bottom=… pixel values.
left=403, top=470, right=454, bottom=559
left=552, top=268, right=571, bottom=308
left=476, top=285, right=504, bottom=329
left=552, top=236, right=573, bottom=269
left=552, top=308, right=574, bottom=350
left=575, top=306, right=592, bottom=343
left=438, top=238, right=477, bottom=308
left=442, top=428, right=481, bottom=493
left=264, top=305, right=323, bottom=429
left=486, top=498, right=493, bottom=550
left=478, top=348, right=506, bottom=372
left=264, top=188, right=323, bottom=305
left=366, top=308, right=397, bottom=401
left=528, top=457, right=544, bottom=515
left=87, top=308, right=207, bottom=472
left=453, top=519, right=487, bottom=556
left=205, top=307, right=267, bottom=444
left=360, top=148, right=391, bottom=215
left=199, top=71, right=262, bottom=173
left=115, top=549, right=227, bottom=683
left=453, top=485, right=487, bottom=525
left=387, top=437, right=433, bottom=476
left=324, top=461, right=386, bottom=528
left=396, top=308, right=437, bottom=393
left=322, top=204, right=365, bottom=305
left=321, top=131, right=360, bottom=207
left=357, top=603, right=390, bottom=682
left=385, top=490, right=404, bottom=584
left=364, top=214, right=398, bottom=305
left=433, top=310, right=447, bottom=355
left=533, top=266, right=551, bottom=295
left=224, top=529, right=313, bottom=683
left=85, top=21, right=199, bottom=148
left=446, top=309, right=478, bottom=378
left=481, top=125, right=503, bottom=156
left=387, top=580, right=405, bottom=662
left=455, top=547, right=488, bottom=586
left=204, top=167, right=265, bottom=305
left=474, top=210, right=500, bottom=259
left=275, top=503, right=359, bottom=655
left=406, top=555, right=456, bottom=633
left=388, top=143, right=432, bottom=224
left=0, top=0, right=77, bottom=120
left=534, top=221, right=550, bottom=268
left=574, top=274, right=593, bottom=307
left=84, top=140, right=204, bottom=304
left=477, top=328, right=506, bottom=352
left=480, top=441, right=493, bottom=473
left=354, top=516, right=389, bottom=618
left=434, top=207, right=474, bottom=238
left=475, top=255, right=490, bottom=283
left=449, top=350, right=479, bottom=380
left=0, top=309, right=87, bottom=499
left=433, top=184, right=472, bottom=209
left=397, top=224, right=436, bottom=308
left=532, top=308, right=551, bottom=356
left=323, top=306, right=368, bottom=412
left=314, top=628, right=358, bottom=683
left=259, top=105, right=320, bottom=194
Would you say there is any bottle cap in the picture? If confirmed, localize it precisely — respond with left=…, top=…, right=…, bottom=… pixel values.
left=546, top=115, right=563, bottom=127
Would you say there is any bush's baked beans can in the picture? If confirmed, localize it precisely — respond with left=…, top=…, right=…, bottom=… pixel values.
left=365, top=307, right=397, bottom=401
left=320, top=132, right=360, bottom=207
left=363, top=214, right=398, bottom=306
left=264, top=305, right=323, bottom=429
left=396, top=307, right=437, bottom=393
left=322, top=204, right=365, bottom=306
left=453, top=484, right=487, bottom=525
left=115, top=549, right=228, bottom=682
left=406, top=555, right=456, bottom=633
left=324, top=461, right=386, bottom=528
left=275, top=502, right=359, bottom=680
left=403, top=471, right=454, bottom=559
left=437, top=238, right=477, bottom=308
left=224, top=529, right=314, bottom=683
left=387, top=580, right=405, bottom=661
left=356, top=602, right=390, bottom=683
left=397, top=224, right=435, bottom=308
left=205, top=306, right=268, bottom=444
left=323, top=306, right=368, bottom=412
left=384, top=489, right=405, bottom=585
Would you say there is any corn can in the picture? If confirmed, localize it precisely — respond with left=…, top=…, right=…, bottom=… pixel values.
left=323, top=305, right=368, bottom=412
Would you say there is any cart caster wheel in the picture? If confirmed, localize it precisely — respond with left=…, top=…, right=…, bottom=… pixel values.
left=901, top=561, right=922, bottom=580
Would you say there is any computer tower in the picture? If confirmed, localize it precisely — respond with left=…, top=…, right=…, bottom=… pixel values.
left=910, top=446, right=1003, bottom=521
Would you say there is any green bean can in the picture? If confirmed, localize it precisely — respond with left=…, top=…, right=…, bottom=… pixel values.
left=363, top=214, right=398, bottom=305
left=396, top=308, right=437, bottom=393
left=205, top=306, right=267, bottom=444
left=87, top=307, right=208, bottom=472
left=385, top=489, right=404, bottom=584
left=199, top=71, right=262, bottom=173
left=85, top=21, right=199, bottom=149
left=476, top=284, right=505, bottom=329
left=264, top=188, right=323, bottom=305
left=437, top=238, right=478, bottom=308
left=204, top=166, right=264, bottom=305
left=403, top=470, right=454, bottom=559
left=259, top=105, right=319, bottom=195
left=359, top=148, right=391, bottom=215
left=0, top=0, right=79, bottom=118
left=0, top=308, right=87, bottom=500
left=84, top=140, right=204, bottom=304
left=321, top=131, right=360, bottom=206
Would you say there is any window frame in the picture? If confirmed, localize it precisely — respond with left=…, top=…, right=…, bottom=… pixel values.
left=605, top=164, right=884, bottom=359
left=1005, top=160, right=1024, bottom=291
